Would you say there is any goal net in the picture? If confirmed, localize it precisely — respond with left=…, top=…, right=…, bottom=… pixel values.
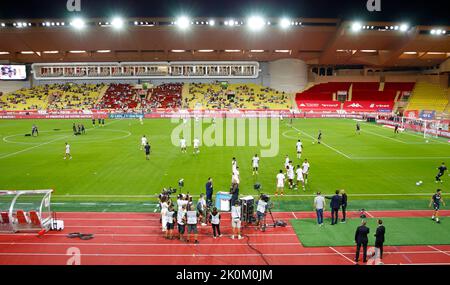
left=0, top=190, right=53, bottom=233
left=400, top=117, right=440, bottom=139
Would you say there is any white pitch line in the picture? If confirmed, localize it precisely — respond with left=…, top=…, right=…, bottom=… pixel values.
left=352, top=156, right=450, bottom=160
left=0, top=135, right=69, bottom=160
left=329, top=247, right=356, bottom=264
left=361, top=129, right=407, bottom=144
left=291, top=126, right=352, bottom=159
left=365, top=211, right=374, bottom=218
left=291, top=212, right=298, bottom=219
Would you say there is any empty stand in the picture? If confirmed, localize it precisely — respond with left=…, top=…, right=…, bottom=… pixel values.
left=406, top=82, right=449, bottom=112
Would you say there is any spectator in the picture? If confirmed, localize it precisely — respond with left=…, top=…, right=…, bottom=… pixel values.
left=314, top=192, right=326, bottom=226
left=205, top=177, right=213, bottom=207
left=354, top=220, right=370, bottom=263
left=326, top=190, right=342, bottom=225
left=340, top=190, right=348, bottom=223
left=374, top=219, right=386, bottom=260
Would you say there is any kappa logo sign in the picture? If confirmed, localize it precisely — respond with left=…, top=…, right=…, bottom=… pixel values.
left=348, top=103, right=363, bottom=108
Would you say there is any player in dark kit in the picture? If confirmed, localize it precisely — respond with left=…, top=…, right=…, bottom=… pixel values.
left=101, top=118, right=105, bottom=127
left=317, top=130, right=322, bottom=144
left=356, top=123, right=361, bottom=135
left=435, top=162, right=447, bottom=183
left=144, top=142, right=151, bottom=160
left=429, top=189, right=446, bottom=223
left=31, top=125, right=39, bottom=137
left=92, top=118, right=96, bottom=127
left=394, top=124, right=400, bottom=134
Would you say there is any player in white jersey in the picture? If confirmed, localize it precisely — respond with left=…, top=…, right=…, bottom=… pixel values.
left=284, top=155, right=290, bottom=171
left=296, top=164, right=306, bottom=191
left=252, top=154, right=260, bottom=175
left=139, top=116, right=144, bottom=125
left=232, top=167, right=240, bottom=185
left=64, top=142, right=72, bottom=160
left=193, top=137, right=200, bottom=155
left=180, top=137, right=187, bottom=153
left=232, top=157, right=238, bottom=173
left=287, top=161, right=295, bottom=189
left=140, top=135, right=147, bottom=150
left=275, top=170, right=286, bottom=196
left=302, top=159, right=310, bottom=184
left=296, top=140, right=303, bottom=159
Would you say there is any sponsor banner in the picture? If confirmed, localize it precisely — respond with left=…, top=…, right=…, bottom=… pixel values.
left=297, top=100, right=340, bottom=111
left=419, top=110, right=436, bottom=120
left=109, top=113, right=144, bottom=119
left=343, top=101, right=393, bottom=112
left=0, top=114, right=108, bottom=119
left=404, top=110, right=419, bottom=119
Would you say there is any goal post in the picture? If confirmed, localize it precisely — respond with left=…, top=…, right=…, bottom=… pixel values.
left=423, top=120, right=440, bottom=139
left=0, top=189, right=53, bottom=233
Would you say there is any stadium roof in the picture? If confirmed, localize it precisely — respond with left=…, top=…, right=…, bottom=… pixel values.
left=0, top=17, right=449, bottom=67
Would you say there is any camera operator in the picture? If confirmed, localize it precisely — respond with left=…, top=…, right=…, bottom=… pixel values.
left=230, top=182, right=239, bottom=206
left=256, top=194, right=269, bottom=231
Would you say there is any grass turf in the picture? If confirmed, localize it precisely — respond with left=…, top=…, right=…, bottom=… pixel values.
left=0, top=118, right=448, bottom=210
left=291, top=217, right=450, bottom=247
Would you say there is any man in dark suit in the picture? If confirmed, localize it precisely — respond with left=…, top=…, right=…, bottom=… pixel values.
left=354, top=220, right=370, bottom=263
left=326, top=190, right=342, bottom=225
left=374, top=219, right=386, bottom=260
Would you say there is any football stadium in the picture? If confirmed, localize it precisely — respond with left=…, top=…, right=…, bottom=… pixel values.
left=0, top=0, right=450, bottom=268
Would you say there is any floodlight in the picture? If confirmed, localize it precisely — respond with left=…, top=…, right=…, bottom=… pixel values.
left=247, top=16, right=265, bottom=31
left=70, top=18, right=86, bottom=30
left=111, top=17, right=124, bottom=29
left=280, top=18, right=291, bottom=29
left=351, top=22, right=362, bottom=32
left=208, top=20, right=215, bottom=26
left=175, top=16, right=190, bottom=30
left=400, top=24, right=409, bottom=32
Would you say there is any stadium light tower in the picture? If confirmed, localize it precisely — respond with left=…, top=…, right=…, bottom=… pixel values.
left=175, top=16, right=191, bottom=30
left=70, top=18, right=86, bottom=30
left=280, top=18, right=291, bottom=29
left=351, top=22, right=362, bottom=32
left=247, top=16, right=265, bottom=31
left=111, top=17, right=124, bottom=30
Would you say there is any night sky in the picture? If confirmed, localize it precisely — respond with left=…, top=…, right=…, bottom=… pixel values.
left=0, top=0, right=449, bottom=25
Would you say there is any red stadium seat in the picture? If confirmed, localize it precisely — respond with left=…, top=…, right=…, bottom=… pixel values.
left=0, top=212, right=9, bottom=224
left=16, top=210, right=29, bottom=224
left=29, top=211, right=42, bottom=226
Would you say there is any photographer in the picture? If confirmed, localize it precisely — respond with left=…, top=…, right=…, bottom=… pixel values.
left=197, top=194, right=208, bottom=226
left=256, top=194, right=269, bottom=231
left=160, top=195, right=169, bottom=233
left=231, top=201, right=244, bottom=240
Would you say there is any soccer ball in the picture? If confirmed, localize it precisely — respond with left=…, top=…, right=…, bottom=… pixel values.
left=426, top=140, right=429, bottom=143
left=312, top=142, right=315, bottom=144
left=416, top=181, right=423, bottom=186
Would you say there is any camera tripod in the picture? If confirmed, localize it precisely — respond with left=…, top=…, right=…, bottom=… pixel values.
left=261, top=207, right=277, bottom=232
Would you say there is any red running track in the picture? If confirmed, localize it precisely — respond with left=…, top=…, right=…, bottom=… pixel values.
left=0, top=210, right=449, bottom=265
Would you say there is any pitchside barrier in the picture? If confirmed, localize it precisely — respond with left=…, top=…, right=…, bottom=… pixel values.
left=0, top=190, right=61, bottom=233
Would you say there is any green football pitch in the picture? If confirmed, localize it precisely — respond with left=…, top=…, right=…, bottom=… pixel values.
left=291, top=217, right=450, bottom=247
left=0, top=118, right=448, bottom=211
